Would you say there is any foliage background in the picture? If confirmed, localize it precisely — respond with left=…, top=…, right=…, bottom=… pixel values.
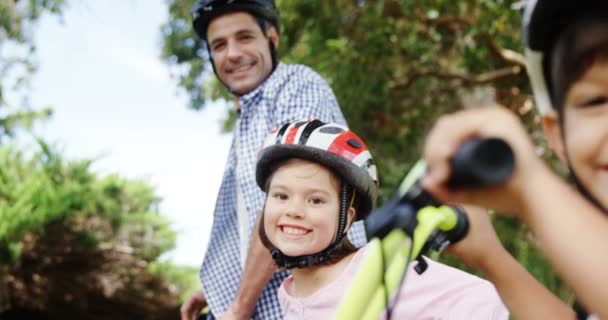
left=0, top=1, right=197, bottom=318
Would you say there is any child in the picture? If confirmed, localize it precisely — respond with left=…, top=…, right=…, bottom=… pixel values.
left=255, top=119, right=509, bottom=319
left=422, top=1, right=608, bottom=318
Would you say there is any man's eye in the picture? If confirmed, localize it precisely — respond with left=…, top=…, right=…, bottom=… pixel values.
left=211, top=43, right=225, bottom=52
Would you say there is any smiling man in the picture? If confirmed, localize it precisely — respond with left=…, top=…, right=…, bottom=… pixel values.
left=180, top=1, right=362, bottom=320
left=206, top=11, right=276, bottom=95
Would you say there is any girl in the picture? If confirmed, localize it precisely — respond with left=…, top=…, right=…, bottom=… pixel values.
left=255, top=119, right=508, bottom=319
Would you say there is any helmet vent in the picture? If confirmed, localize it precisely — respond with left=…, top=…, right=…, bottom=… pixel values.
left=347, top=138, right=362, bottom=149
left=319, top=126, right=344, bottom=134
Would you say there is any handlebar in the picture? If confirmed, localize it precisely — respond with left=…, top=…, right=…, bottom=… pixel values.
left=336, top=138, right=515, bottom=320
left=365, top=138, right=514, bottom=257
left=447, top=137, right=515, bottom=188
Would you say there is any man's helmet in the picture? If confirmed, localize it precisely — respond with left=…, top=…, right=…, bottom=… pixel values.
left=191, top=0, right=280, bottom=41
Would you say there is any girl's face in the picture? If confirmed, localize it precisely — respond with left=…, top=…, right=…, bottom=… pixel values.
left=263, top=159, right=347, bottom=257
left=547, top=60, right=608, bottom=209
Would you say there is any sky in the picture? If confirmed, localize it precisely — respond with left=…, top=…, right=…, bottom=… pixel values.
left=25, top=1, right=230, bottom=267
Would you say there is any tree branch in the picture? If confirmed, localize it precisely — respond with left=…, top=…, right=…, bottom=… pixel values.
left=480, top=33, right=527, bottom=69
left=417, top=16, right=475, bottom=30
left=390, top=65, right=523, bottom=91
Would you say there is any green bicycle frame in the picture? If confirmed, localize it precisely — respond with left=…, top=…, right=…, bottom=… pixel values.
left=334, top=205, right=460, bottom=320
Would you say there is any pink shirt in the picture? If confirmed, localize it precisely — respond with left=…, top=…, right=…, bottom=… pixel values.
left=278, top=245, right=509, bottom=319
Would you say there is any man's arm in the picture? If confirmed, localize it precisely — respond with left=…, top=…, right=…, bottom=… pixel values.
left=181, top=290, right=208, bottom=320
left=223, top=215, right=276, bottom=320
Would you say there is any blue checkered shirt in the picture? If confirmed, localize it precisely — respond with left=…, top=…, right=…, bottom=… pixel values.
left=200, top=63, right=368, bottom=319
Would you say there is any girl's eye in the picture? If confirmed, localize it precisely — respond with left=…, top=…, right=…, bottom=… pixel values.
left=310, top=197, right=325, bottom=205
left=272, top=193, right=287, bottom=200
left=580, top=96, right=608, bottom=108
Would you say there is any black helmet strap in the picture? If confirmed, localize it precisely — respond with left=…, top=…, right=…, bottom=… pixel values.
left=559, top=123, right=607, bottom=214
left=269, top=182, right=355, bottom=269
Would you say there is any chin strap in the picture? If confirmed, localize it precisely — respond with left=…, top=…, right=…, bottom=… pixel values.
left=562, top=146, right=607, bottom=214
left=569, top=168, right=607, bottom=214
left=561, top=122, right=607, bottom=214
left=270, top=241, right=344, bottom=269
left=269, top=183, right=354, bottom=269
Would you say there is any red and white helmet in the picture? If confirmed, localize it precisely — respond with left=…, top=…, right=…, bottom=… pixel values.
left=256, top=119, right=378, bottom=219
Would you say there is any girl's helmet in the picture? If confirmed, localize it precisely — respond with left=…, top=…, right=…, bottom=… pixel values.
left=256, top=119, right=378, bottom=268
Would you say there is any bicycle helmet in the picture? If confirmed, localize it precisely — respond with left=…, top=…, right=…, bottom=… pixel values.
left=523, top=0, right=608, bottom=114
left=256, top=119, right=379, bottom=268
left=191, top=0, right=281, bottom=94
left=191, top=0, right=280, bottom=41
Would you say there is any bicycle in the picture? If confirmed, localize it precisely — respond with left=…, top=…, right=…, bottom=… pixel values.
left=335, top=138, right=514, bottom=320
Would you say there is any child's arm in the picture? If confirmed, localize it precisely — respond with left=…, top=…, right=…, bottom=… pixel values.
left=518, top=171, right=608, bottom=319
left=422, top=106, right=608, bottom=318
left=448, top=205, right=575, bottom=320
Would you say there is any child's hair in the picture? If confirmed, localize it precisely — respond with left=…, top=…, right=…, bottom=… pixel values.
left=254, top=119, right=378, bottom=269
left=548, top=16, right=608, bottom=115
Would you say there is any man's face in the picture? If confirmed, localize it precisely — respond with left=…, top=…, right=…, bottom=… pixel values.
left=206, top=12, right=278, bottom=96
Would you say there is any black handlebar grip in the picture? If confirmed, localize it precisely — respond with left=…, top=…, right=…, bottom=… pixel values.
left=447, top=138, right=515, bottom=188
left=364, top=196, right=418, bottom=239
left=443, top=206, right=470, bottom=244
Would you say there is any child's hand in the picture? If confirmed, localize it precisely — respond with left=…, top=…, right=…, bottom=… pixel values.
left=422, top=106, right=549, bottom=215
left=449, top=206, right=578, bottom=320
left=447, top=205, right=504, bottom=271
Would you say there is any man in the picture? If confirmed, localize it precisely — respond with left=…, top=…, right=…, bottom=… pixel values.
left=180, top=1, right=365, bottom=319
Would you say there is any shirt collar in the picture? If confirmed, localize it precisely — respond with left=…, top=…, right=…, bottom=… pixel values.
left=238, top=63, right=285, bottom=114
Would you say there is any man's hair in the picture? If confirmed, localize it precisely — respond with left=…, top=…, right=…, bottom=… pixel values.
left=253, top=16, right=272, bottom=36
left=257, top=158, right=360, bottom=266
left=548, top=15, right=608, bottom=115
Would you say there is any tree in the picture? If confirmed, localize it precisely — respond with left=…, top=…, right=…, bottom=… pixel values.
left=0, top=141, right=192, bottom=319
left=161, top=0, right=573, bottom=302
left=0, top=0, right=67, bottom=141
left=0, top=2, right=198, bottom=318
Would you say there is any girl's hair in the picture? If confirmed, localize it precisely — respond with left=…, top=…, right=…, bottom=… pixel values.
left=257, top=158, right=360, bottom=265
left=548, top=15, right=608, bottom=115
